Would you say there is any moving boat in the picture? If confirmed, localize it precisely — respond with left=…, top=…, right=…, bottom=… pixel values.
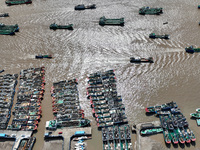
left=130, top=57, right=154, bottom=63
left=0, top=28, right=15, bottom=35
left=0, top=23, right=19, bottom=33
left=149, top=33, right=169, bottom=39
left=35, top=55, right=52, bottom=59
left=185, top=46, right=200, bottom=53
left=0, top=13, right=9, bottom=17
left=5, top=0, right=32, bottom=5
left=49, top=23, right=73, bottom=30
left=74, top=4, right=96, bottom=10
left=139, top=7, right=163, bottom=15
left=99, top=16, right=124, bottom=26
left=0, top=70, right=4, bottom=73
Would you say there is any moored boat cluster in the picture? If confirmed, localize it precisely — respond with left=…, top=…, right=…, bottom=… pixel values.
left=0, top=74, right=18, bottom=129
left=87, top=70, right=133, bottom=149
left=46, top=79, right=90, bottom=130
left=87, top=70, right=128, bottom=128
left=146, top=102, right=196, bottom=145
left=7, top=67, right=45, bottom=131
left=102, top=125, right=132, bottom=150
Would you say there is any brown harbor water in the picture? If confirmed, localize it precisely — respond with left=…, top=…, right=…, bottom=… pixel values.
left=1, top=0, right=200, bottom=149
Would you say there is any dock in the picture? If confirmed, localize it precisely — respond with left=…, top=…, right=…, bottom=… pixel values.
left=44, top=127, right=91, bottom=150
left=134, top=121, right=161, bottom=150
left=0, top=130, right=33, bottom=150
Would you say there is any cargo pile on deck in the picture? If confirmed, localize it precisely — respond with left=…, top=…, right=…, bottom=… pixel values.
left=146, top=101, right=196, bottom=145
left=0, top=74, right=18, bottom=129
left=46, top=79, right=90, bottom=130
left=7, top=67, right=45, bottom=131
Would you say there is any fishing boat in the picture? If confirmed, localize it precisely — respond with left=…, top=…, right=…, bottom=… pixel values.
left=0, top=28, right=15, bottom=35
left=190, top=112, right=200, bottom=119
left=156, top=110, right=170, bottom=115
left=0, top=13, right=9, bottom=17
left=107, top=127, right=114, bottom=141
left=170, top=132, right=178, bottom=144
left=0, top=23, right=19, bottom=32
left=196, top=119, right=200, bottom=126
left=49, top=23, right=73, bottom=30
left=161, top=101, right=178, bottom=110
left=146, top=101, right=177, bottom=113
left=167, top=121, right=174, bottom=131
left=7, top=124, right=21, bottom=130
left=149, top=33, right=169, bottom=39
left=99, top=16, right=124, bottom=26
left=21, top=124, right=37, bottom=131
left=171, top=108, right=181, bottom=114
left=27, top=120, right=38, bottom=125
left=113, top=125, right=119, bottom=140
left=56, top=119, right=90, bottom=128
left=185, top=46, right=200, bottom=53
left=119, top=127, right=125, bottom=140
left=102, top=128, right=107, bottom=141
left=140, top=128, right=163, bottom=135
left=163, top=22, right=168, bottom=25
left=130, top=57, right=154, bottom=63
left=163, top=130, right=171, bottom=144
left=5, top=0, right=32, bottom=5
left=181, top=128, right=191, bottom=143
left=145, top=105, right=161, bottom=113
left=73, top=136, right=92, bottom=141
left=172, top=120, right=178, bottom=128
left=196, top=108, right=200, bottom=113
left=29, top=115, right=40, bottom=121
left=160, top=117, right=167, bottom=129
left=35, top=55, right=52, bottom=59
left=139, top=7, right=163, bottom=15
left=176, top=128, right=185, bottom=144
left=74, top=4, right=96, bottom=10
left=187, top=128, right=196, bottom=142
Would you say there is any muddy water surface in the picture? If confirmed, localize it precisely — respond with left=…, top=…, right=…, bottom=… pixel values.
left=1, top=0, right=200, bottom=149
